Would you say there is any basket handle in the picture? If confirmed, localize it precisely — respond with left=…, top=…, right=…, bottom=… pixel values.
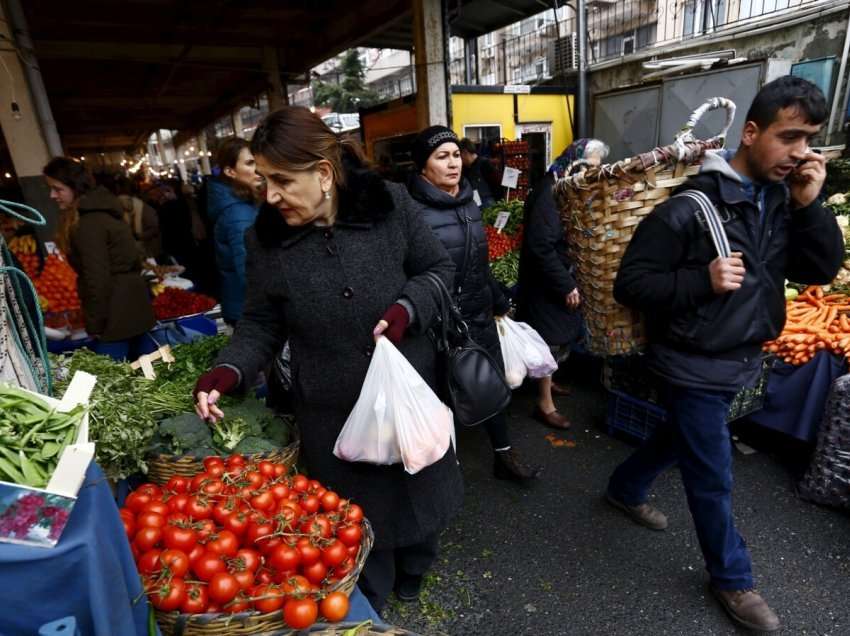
left=675, top=97, right=737, bottom=147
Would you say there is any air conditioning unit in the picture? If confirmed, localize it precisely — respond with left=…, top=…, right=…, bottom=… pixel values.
left=548, top=33, right=578, bottom=74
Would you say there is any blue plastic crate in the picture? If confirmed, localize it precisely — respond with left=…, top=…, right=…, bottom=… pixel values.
left=607, top=389, right=667, bottom=442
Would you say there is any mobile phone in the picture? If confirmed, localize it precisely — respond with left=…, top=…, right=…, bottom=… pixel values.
left=795, top=148, right=821, bottom=168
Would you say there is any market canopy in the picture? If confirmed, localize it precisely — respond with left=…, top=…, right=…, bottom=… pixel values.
left=23, top=0, right=559, bottom=154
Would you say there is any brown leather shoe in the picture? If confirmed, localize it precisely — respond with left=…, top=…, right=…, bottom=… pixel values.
left=493, top=448, right=542, bottom=483
left=712, top=588, right=781, bottom=632
left=605, top=492, right=668, bottom=530
left=532, top=406, right=571, bottom=429
left=551, top=382, right=571, bottom=396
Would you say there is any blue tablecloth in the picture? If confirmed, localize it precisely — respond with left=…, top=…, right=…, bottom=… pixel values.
left=0, top=462, right=155, bottom=636
left=749, top=351, right=847, bottom=442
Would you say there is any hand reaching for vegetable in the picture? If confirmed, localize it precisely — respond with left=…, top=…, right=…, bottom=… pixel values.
left=194, top=366, right=239, bottom=423
left=709, top=251, right=745, bottom=293
left=373, top=303, right=410, bottom=344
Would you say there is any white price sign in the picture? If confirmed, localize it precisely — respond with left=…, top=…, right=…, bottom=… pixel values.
left=501, top=167, right=520, bottom=189
left=44, top=241, right=59, bottom=255
left=494, top=211, right=511, bottom=233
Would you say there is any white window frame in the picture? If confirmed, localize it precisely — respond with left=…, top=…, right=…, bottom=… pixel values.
left=463, top=124, right=503, bottom=144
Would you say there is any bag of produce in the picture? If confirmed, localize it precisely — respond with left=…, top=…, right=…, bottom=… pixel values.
left=497, top=316, right=558, bottom=388
left=334, top=337, right=454, bottom=474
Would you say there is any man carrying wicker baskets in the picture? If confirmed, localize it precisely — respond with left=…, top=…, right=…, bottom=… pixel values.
left=605, top=77, right=844, bottom=632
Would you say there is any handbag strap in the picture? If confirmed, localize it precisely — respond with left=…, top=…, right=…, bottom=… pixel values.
left=424, top=271, right=469, bottom=347
left=674, top=189, right=731, bottom=258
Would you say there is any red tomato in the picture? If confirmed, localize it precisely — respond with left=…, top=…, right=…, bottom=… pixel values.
left=148, top=577, right=186, bottom=612
left=213, top=499, right=239, bottom=525
left=334, top=557, right=355, bottom=578
left=233, top=569, right=255, bottom=590
left=226, top=453, right=246, bottom=467
left=201, top=479, right=224, bottom=496
left=268, top=544, right=301, bottom=573
left=167, top=512, right=190, bottom=525
left=257, top=460, right=276, bottom=479
left=245, top=471, right=265, bottom=490
left=279, top=501, right=303, bottom=519
left=336, top=524, right=362, bottom=548
left=300, top=515, right=332, bottom=539
left=253, top=584, right=285, bottom=613
left=222, top=511, right=250, bottom=537
left=320, top=591, right=350, bottom=623
left=273, top=464, right=286, bottom=477
left=291, top=474, right=309, bottom=493
left=224, top=591, right=251, bottom=613
left=302, top=560, right=328, bottom=585
left=296, top=539, right=322, bottom=566
left=163, top=525, right=197, bottom=553
left=203, top=456, right=225, bottom=472
left=301, top=495, right=320, bottom=515
left=160, top=548, right=190, bottom=578
left=320, top=491, right=340, bottom=512
left=206, top=530, right=239, bottom=557
left=167, top=494, right=190, bottom=514
left=125, top=492, right=151, bottom=513
left=196, top=519, right=217, bottom=542
left=344, top=504, right=364, bottom=524
left=190, top=472, right=213, bottom=493
left=136, top=483, right=162, bottom=499
left=186, top=496, right=213, bottom=520
left=208, top=572, right=240, bottom=604
left=180, top=582, right=209, bottom=614
left=280, top=575, right=311, bottom=597
left=307, top=479, right=323, bottom=494
left=234, top=548, right=262, bottom=573
left=188, top=544, right=205, bottom=566
left=347, top=545, right=360, bottom=559
left=246, top=521, right=274, bottom=547
left=269, top=483, right=290, bottom=500
left=121, top=516, right=136, bottom=539
left=259, top=535, right=284, bottom=556
left=321, top=540, right=348, bottom=568
left=137, top=549, right=162, bottom=575
left=250, top=491, right=276, bottom=512
left=119, top=507, right=135, bottom=522
left=193, top=553, right=227, bottom=582
left=136, top=511, right=167, bottom=529
left=283, top=597, right=318, bottom=629
left=143, top=501, right=170, bottom=517
left=165, top=476, right=189, bottom=494
left=255, top=568, right=274, bottom=585
left=134, top=526, right=163, bottom=552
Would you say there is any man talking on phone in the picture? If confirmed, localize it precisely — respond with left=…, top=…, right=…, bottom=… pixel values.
left=605, top=77, right=843, bottom=632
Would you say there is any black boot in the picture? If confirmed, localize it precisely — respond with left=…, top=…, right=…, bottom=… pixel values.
left=394, top=573, right=423, bottom=602
left=493, top=448, right=542, bottom=483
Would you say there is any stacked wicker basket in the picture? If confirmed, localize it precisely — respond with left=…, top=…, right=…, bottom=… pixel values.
left=554, top=97, right=737, bottom=355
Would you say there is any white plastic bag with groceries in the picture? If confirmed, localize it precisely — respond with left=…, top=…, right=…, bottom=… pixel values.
left=334, top=337, right=455, bottom=475
left=497, top=316, right=559, bottom=388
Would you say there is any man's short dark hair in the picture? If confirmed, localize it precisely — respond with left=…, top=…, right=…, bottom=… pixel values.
left=458, top=138, right=478, bottom=154
left=746, top=76, right=828, bottom=129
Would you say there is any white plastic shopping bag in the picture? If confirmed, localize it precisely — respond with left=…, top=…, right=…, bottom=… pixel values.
left=497, top=316, right=559, bottom=388
left=334, top=337, right=455, bottom=475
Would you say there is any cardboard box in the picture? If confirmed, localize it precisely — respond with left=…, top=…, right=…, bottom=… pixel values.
left=0, top=371, right=96, bottom=547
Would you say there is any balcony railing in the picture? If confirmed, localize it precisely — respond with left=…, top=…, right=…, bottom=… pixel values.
left=448, top=0, right=835, bottom=83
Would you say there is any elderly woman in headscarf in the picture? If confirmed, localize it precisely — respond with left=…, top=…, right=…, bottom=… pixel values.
left=516, top=138, right=609, bottom=427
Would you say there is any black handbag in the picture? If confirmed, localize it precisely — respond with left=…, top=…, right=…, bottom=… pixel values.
left=424, top=215, right=511, bottom=427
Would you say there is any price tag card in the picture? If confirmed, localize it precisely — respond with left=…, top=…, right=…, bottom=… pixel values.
left=44, top=241, right=59, bottom=255
left=494, top=211, right=511, bottom=232
left=472, top=189, right=482, bottom=207
left=501, top=167, right=520, bottom=189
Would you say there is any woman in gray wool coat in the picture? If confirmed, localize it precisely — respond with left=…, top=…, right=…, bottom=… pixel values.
left=193, top=107, right=463, bottom=612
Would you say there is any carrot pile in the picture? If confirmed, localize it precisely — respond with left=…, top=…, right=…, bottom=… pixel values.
left=764, top=286, right=850, bottom=365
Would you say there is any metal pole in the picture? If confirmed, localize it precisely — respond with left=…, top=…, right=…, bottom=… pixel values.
left=464, top=38, right=474, bottom=84
left=576, top=0, right=588, bottom=138
left=5, top=0, right=63, bottom=157
left=826, top=8, right=850, bottom=145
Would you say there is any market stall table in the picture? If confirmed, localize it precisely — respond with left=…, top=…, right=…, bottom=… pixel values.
left=0, top=462, right=157, bottom=636
left=748, top=350, right=847, bottom=442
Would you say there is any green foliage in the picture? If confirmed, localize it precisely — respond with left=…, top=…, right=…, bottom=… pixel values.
left=311, top=49, right=380, bottom=113
left=825, top=159, right=850, bottom=197
left=490, top=251, right=520, bottom=287
left=482, top=199, right=525, bottom=235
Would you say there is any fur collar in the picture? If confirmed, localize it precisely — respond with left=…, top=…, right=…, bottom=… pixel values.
left=255, top=155, right=393, bottom=248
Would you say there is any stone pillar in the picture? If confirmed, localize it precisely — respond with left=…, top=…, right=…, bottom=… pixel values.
left=263, top=47, right=286, bottom=111
left=412, top=0, right=448, bottom=128
left=198, top=133, right=212, bottom=175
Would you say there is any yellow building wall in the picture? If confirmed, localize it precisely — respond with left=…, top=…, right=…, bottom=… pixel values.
left=451, top=92, right=574, bottom=164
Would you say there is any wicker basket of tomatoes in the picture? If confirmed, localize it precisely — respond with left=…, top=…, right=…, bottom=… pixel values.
left=121, top=456, right=374, bottom=635
left=146, top=426, right=300, bottom=486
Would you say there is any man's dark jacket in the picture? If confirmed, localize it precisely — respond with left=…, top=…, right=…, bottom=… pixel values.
left=614, top=151, right=844, bottom=390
